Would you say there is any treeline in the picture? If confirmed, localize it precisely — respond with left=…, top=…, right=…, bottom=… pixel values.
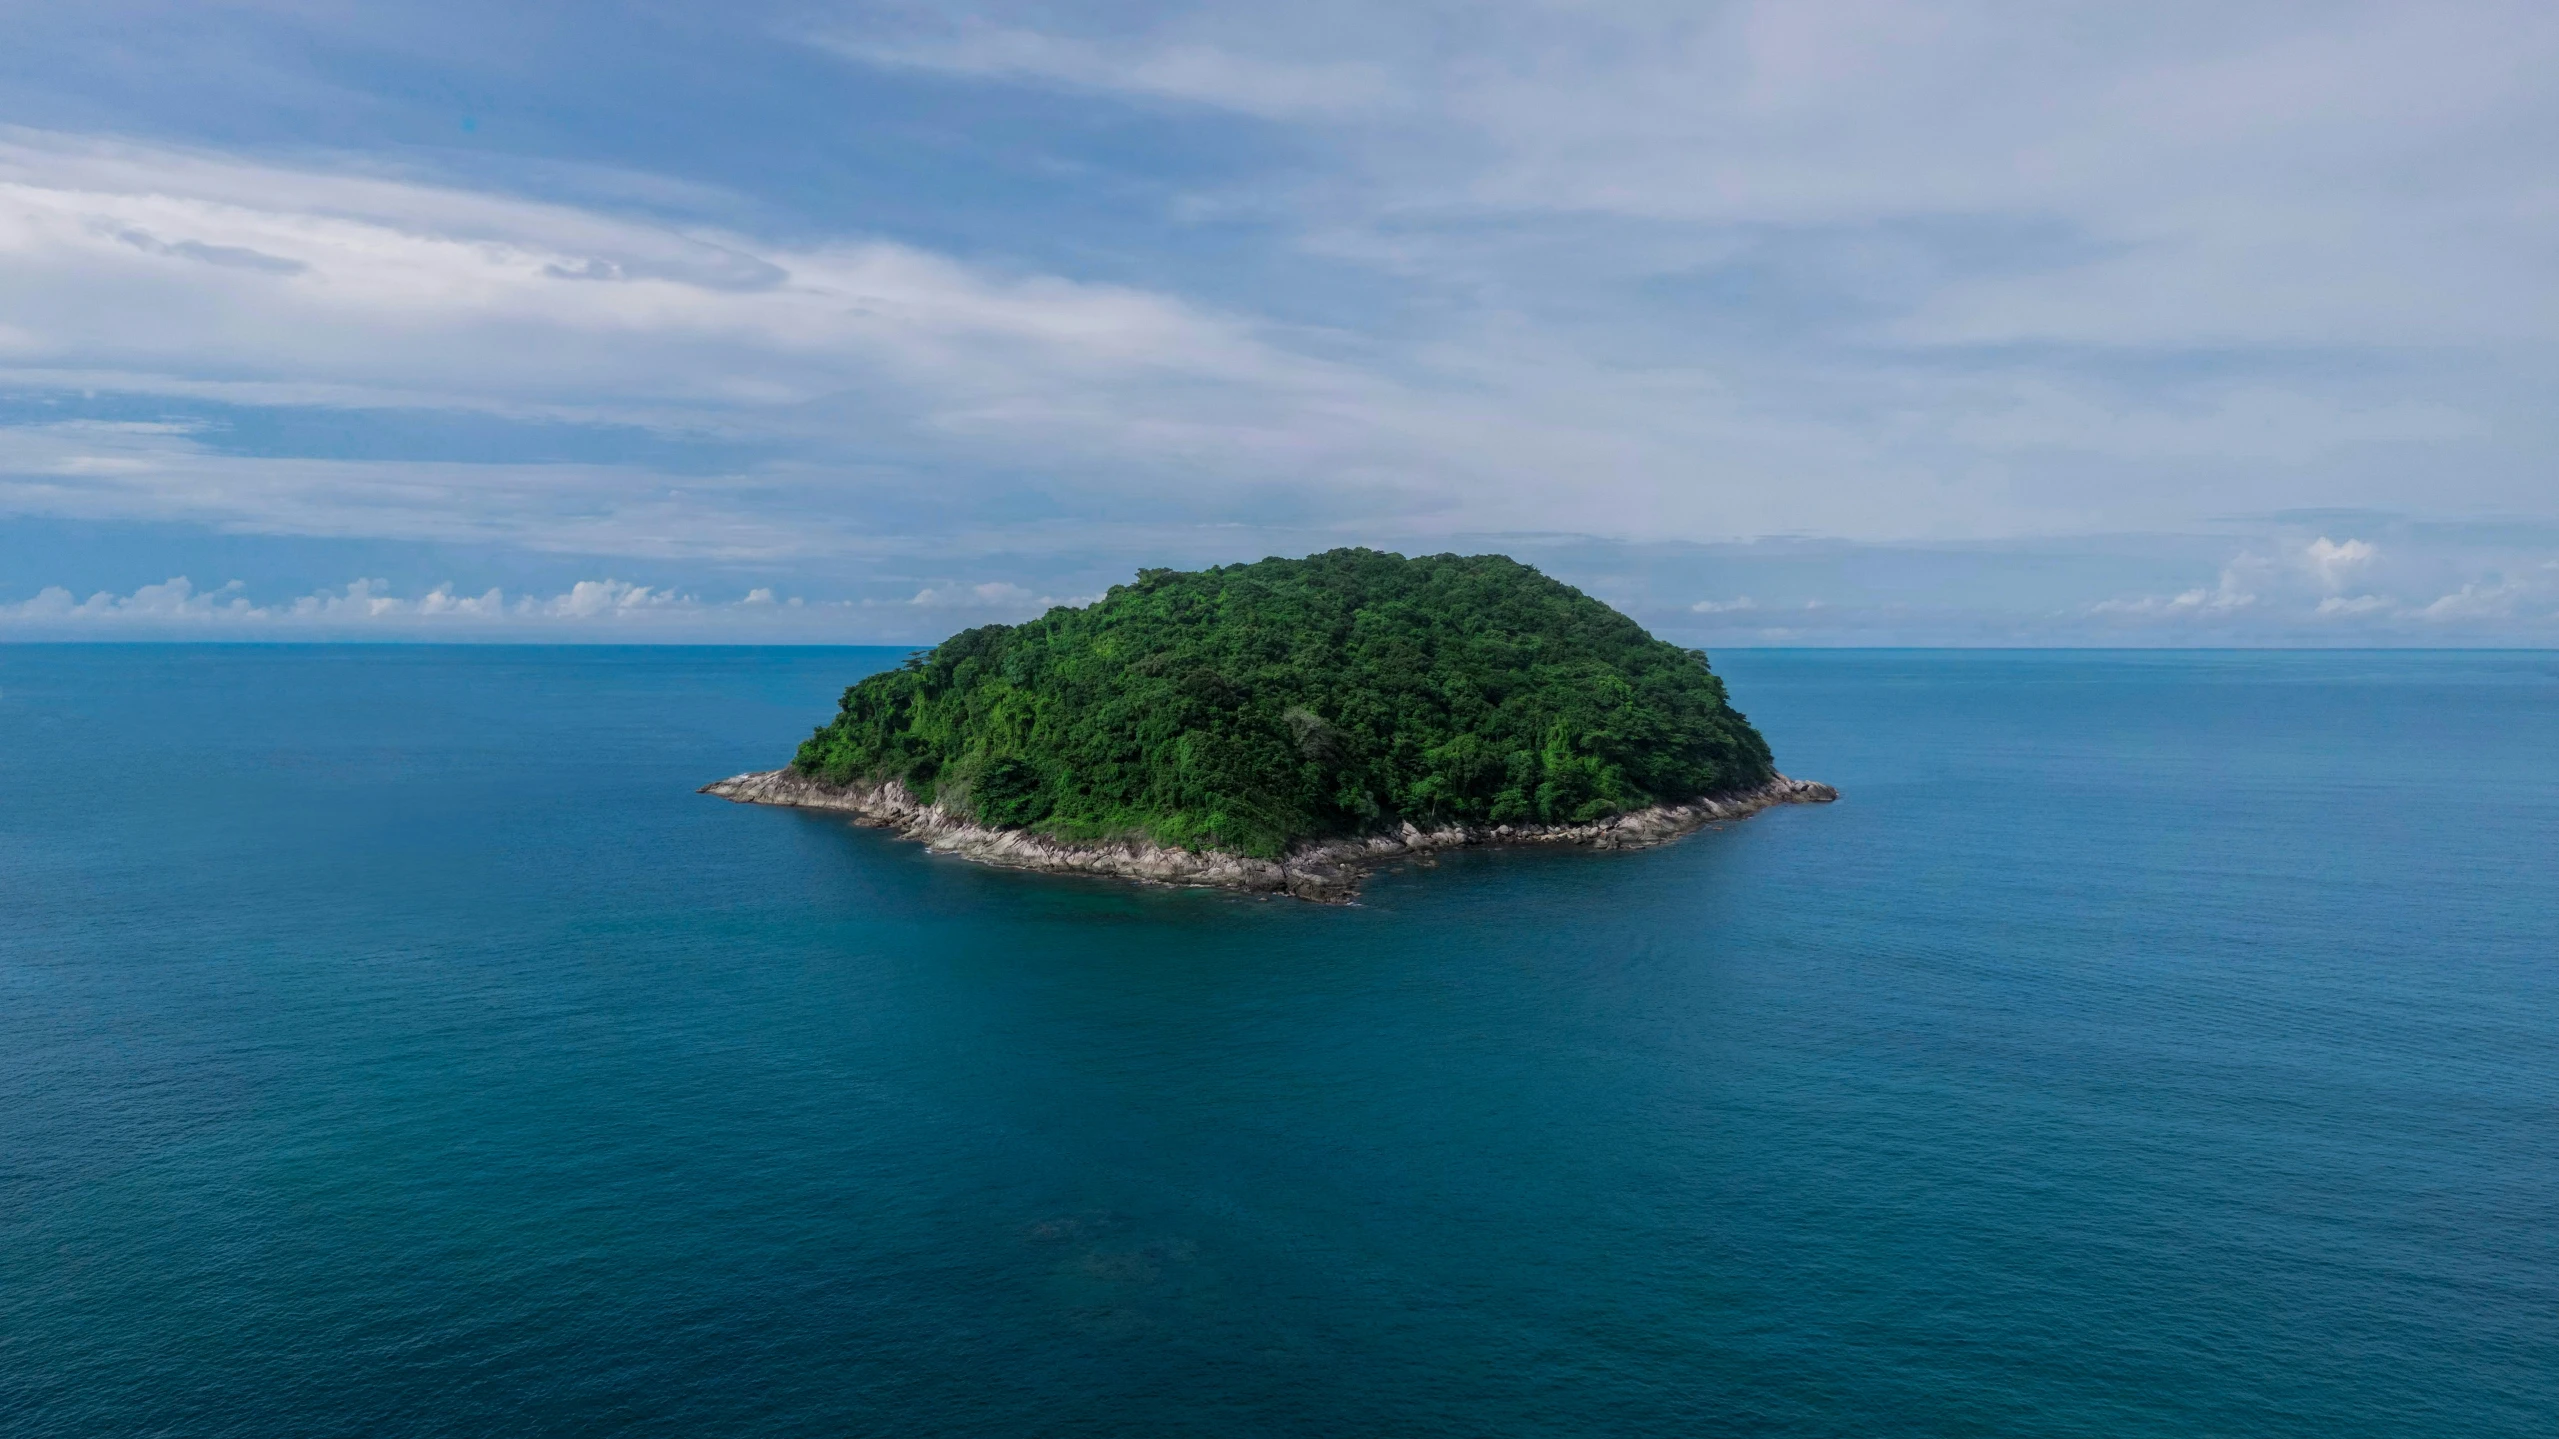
left=793, top=548, right=1775, bottom=857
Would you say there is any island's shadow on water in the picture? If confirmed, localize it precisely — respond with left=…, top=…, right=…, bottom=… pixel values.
left=9, top=647, right=2559, bottom=1439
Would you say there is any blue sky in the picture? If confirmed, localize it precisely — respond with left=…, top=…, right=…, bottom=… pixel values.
left=2, top=0, right=2554, bottom=642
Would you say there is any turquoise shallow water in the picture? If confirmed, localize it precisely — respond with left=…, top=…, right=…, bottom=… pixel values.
left=3, top=646, right=2555, bottom=1436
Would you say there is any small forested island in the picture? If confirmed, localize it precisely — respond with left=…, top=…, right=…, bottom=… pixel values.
left=704, top=549, right=1834, bottom=901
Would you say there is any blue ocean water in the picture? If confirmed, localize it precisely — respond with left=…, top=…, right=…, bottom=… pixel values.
left=3, top=646, right=2555, bottom=1437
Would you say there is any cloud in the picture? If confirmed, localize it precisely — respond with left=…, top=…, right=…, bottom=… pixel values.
left=805, top=3, right=2559, bottom=356
left=5, top=128, right=1914, bottom=551
left=8, top=5, right=2559, bottom=629
left=2091, top=560, right=2261, bottom=616
left=0, top=419, right=816, bottom=559
left=5, top=98, right=2554, bottom=562
left=6, top=575, right=255, bottom=621
left=904, top=581, right=1098, bottom=615
left=776, top=3, right=2559, bottom=536
left=0, top=140, right=2005, bottom=554
left=108, top=225, right=307, bottom=275
left=0, top=567, right=1132, bottom=639
left=2418, top=580, right=2523, bottom=620
left=2304, top=536, right=2379, bottom=590
left=0, top=127, right=1283, bottom=413
left=2070, top=520, right=2559, bottom=636
left=13, top=518, right=2555, bottom=645
left=0, top=575, right=794, bottom=630
left=804, top=20, right=1397, bottom=119
left=1435, top=3, right=2559, bottom=353
left=527, top=579, right=686, bottom=618
left=911, top=580, right=1033, bottom=608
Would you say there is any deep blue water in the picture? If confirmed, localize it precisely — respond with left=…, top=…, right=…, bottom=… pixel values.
left=3, top=646, right=2555, bottom=1437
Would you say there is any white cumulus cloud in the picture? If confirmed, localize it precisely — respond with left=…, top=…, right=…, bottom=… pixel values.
left=5, top=575, right=255, bottom=621
left=0, top=576, right=811, bottom=631
left=2091, top=560, right=2261, bottom=616
left=2304, top=536, right=2380, bottom=590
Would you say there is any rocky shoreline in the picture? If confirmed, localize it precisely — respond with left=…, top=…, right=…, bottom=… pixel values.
left=700, top=767, right=1838, bottom=903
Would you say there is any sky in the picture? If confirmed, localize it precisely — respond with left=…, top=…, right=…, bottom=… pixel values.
left=1, top=0, right=2554, bottom=643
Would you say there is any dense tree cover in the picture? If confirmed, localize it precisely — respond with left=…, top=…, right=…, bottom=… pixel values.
left=793, top=549, right=1776, bottom=857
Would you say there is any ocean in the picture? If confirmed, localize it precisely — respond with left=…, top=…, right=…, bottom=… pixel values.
left=3, top=646, right=2554, bottom=1436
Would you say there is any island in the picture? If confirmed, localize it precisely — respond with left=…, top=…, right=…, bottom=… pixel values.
left=703, top=549, right=1835, bottom=901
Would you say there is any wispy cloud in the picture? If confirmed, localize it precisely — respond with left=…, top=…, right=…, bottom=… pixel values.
left=798, top=3, right=2559, bottom=358
left=4, top=100, right=2550, bottom=567
left=0, top=419, right=817, bottom=559
left=3, top=129, right=1870, bottom=552
left=803, top=19, right=1398, bottom=119
left=2417, top=580, right=2525, bottom=621
left=0, top=127, right=1286, bottom=417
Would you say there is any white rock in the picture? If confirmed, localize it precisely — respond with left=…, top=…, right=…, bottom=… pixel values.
left=699, top=769, right=1836, bottom=903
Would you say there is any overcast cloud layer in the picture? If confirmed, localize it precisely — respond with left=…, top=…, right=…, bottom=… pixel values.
left=1, top=1, right=2554, bottom=642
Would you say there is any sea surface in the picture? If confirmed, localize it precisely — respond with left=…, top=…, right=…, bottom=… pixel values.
left=3, top=646, right=2555, bottom=1437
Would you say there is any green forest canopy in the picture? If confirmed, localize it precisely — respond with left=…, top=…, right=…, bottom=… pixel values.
left=793, top=549, right=1776, bottom=858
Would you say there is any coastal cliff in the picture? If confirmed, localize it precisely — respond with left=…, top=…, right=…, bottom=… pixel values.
left=702, top=767, right=1836, bottom=903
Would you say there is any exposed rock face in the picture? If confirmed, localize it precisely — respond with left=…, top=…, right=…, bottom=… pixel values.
left=700, top=768, right=1838, bottom=903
